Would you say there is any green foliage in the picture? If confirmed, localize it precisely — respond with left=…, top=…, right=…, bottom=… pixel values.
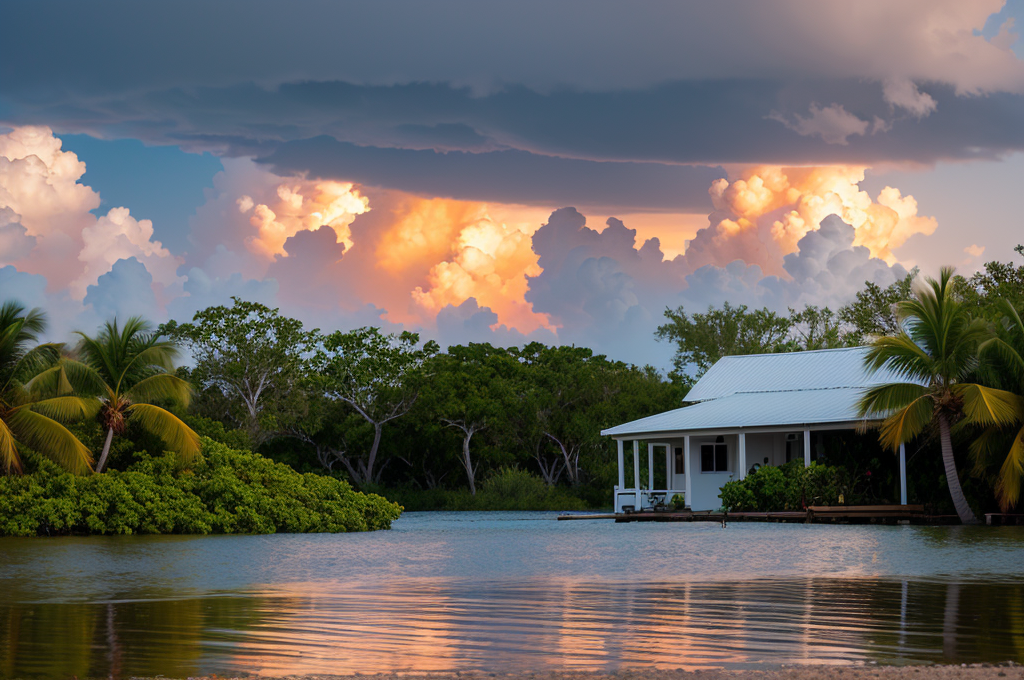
left=0, top=438, right=402, bottom=536
left=309, top=326, right=439, bottom=485
left=656, top=302, right=794, bottom=382
left=162, top=298, right=316, bottom=443
left=378, top=468, right=588, bottom=511
left=719, top=461, right=853, bottom=512
left=182, top=415, right=252, bottom=451
left=839, top=269, right=916, bottom=341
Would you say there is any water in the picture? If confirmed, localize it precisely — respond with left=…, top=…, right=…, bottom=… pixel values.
left=2, top=512, right=1024, bottom=677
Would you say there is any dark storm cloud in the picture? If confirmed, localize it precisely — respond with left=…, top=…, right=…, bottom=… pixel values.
left=257, top=137, right=725, bottom=211
left=3, top=0, right=1023, bottom=209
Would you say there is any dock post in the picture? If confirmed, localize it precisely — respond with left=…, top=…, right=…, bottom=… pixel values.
left=899, top=442, right=907, bottom=505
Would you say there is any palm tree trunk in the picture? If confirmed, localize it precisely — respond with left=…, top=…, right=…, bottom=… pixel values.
left=95, top=427, right=114, bottom=473
left=937, top=413, right=978, bottom=524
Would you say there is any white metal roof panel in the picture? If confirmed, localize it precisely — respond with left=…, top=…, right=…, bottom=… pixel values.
left=601, top=386, right=874, bottom=437
left=683, top=346, right=905, bottom=402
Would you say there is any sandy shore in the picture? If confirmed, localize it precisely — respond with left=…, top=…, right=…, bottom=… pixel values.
left=163, top=665, right=1024, bottom=680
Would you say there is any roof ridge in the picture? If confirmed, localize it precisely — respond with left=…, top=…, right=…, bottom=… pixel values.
left=685, top=384, right=872, bottom=403
left=716, top=346, right=869, bottom=361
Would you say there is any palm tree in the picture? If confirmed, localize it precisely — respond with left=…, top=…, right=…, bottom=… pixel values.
left=0, top=301, right=94, bottom=474
left=857, top=268, right=1019, bottom=524
left=74, top=317, right=199, bottom=473
left=971, top=299, right=1024, bottom=510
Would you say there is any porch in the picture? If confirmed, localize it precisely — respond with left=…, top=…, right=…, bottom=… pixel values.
left=612, top=427, right=908, bottom=513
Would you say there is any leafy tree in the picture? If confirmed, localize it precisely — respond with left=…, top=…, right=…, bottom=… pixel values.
left=163, top=298, right=315, bottom=443
left=73, top=317, right=199, bottom=473
left=956, top=245, right=1024, bottom=322
left=0, top=302, right=94, bottom=474
left=425, top=345, right=514, bottom=494
left=788, top=305, right=858, bottom=350
left=313, top=327, right=438, bottom=486
left=971, top=299, right=1024, bottom=510
left=838, top=269, right=917, bottom=342
left=857, top=268, right=1017, bottom=524
left=656, top=302, right=794, bottom=382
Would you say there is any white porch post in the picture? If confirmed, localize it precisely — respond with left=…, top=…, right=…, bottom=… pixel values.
left=683, top=435, right=692, bottom=508
left=617, top=439, right=625, bottom=490
left=899, top=442, right=908, bottom=505
left=633, top=440, right=641, bottom=490
left=738, top=432, right=747, bottom=480
left=803, top=429, right=812, bottom=467
left=647, top=442, right=655, bottom=491
left=665, top=446, right=672, bottom=489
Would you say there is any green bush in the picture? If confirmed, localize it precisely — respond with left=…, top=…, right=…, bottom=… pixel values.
left=0, top=438, right=402, bottom=536
left=377, top=468, right=591, bottom=511
left=719, top=460, right=855, bottom=512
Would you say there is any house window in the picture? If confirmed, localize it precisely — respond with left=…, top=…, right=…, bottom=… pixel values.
left=674, top=447, right=684, bottom=474
left=700, top=436, right=728, bottom=472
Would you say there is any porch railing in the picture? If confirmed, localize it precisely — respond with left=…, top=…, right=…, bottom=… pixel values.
left=614, top=486, right=686, bottom=513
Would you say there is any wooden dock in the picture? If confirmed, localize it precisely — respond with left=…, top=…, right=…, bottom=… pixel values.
left=557, top=504, right=960, bottom=525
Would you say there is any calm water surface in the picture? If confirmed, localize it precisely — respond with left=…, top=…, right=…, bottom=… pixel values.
left=2, top=512, right=1024, bottom=677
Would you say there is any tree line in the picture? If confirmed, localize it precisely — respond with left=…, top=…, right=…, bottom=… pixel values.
left=3, top=245, right=1024, bottom=516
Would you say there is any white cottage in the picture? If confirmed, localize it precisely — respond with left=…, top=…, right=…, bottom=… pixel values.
left=601, top=346, right=910, bottom=513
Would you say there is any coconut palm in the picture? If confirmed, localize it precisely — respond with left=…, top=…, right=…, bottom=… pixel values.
left=971, top=299, right=1024, bottom=510
left=0, top=301, right=94, bottom=474
left=856, top=267, right=1019, bottom=524
left=73, top=317, right=199, bottom=473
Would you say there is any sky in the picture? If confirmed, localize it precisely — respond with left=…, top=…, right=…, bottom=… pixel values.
left=1, top=0, right=1023, bottom=370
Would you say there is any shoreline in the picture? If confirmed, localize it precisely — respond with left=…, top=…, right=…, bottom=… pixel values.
left=141, top=665, right=1024, bottom=680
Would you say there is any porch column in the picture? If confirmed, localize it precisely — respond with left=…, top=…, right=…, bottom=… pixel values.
left=899, top=442, right=908, bottom=505
left=633, top=440, right=641, bottom=490
left=803, top=429, right=812, bottom=467
left=665, top=446, right=672, bottom=489
left=617, top=439, right=625, bottom=490
left=683, top=435, right=692, bottom=508
left=738, top=432, right=747, bottom=480
left=647, top=442, right=655, bottom=490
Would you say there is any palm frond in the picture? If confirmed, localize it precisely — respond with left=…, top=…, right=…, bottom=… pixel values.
left=857, top=382, right=929, bottom=418
left=30, top=396, right=101, bottom=422
left=968, top=426, right=1006, bottom=476
left=126, top=373, right=192, bottom=407
left=863, top=335, right=934, bottom=383
left=23, top=364, right=74, bottom=398
left=5, top=407, right=93, bottom=474
left=127, top=403, right=201, bottom=463
left=995, top=427, right=1024, bottom=511
left=0, top=417, right=22, bottom=475
left=876, top=395, right=934, bottom=451
left=955, top=383, right=1024, bottom=428
left=130, top=344, right=179, bottom=373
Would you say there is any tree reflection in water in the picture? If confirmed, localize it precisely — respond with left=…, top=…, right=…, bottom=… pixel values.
left=3, top=578, right=1024, bottom=677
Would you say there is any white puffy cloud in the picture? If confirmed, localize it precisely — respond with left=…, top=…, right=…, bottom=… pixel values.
left=73, top=207, right=183, bottom=300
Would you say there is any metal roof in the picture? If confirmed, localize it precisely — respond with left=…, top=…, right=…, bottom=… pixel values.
left=601, top=387, right=873, bottom=437
left=683, top=346, right=904, bottom=402
left=602, top=347, right=909, bottom=439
